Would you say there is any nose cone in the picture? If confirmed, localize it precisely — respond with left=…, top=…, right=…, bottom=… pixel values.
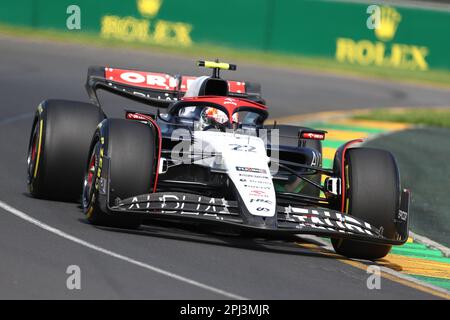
left=234, top=190, right=278, bottom=229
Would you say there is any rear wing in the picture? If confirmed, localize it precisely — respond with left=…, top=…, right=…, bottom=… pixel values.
left=85, top=66, right=263, bottom=108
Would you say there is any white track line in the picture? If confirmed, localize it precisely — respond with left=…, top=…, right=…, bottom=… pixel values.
left=410, top=231, right=450, bottom=258
left=0, top=200, right=247, bottom=300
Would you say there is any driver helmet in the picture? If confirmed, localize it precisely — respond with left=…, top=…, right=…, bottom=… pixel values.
left=200, top=107, right=238, bottom=126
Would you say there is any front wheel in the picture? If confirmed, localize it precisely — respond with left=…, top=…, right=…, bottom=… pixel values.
left=331, top=148, right=400, bottom=260
left=82, top=119, right=158, bottom=229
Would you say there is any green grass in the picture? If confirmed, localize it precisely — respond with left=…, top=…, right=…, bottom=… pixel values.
left=354, top=108, right=450, bottom=129
left=1, top=23, right=450, bottom=88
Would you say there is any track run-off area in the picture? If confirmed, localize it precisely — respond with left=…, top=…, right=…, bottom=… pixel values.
left=0, top=35, right=449, bottom=299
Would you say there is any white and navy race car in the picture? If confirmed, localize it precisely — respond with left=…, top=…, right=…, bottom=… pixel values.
left=27, top=60, right=409, bottom=260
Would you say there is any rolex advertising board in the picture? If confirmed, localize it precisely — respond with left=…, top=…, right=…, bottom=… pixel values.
left=269, top=1, right=450, bottom=71
left=0, top=0, right=449, bottom=70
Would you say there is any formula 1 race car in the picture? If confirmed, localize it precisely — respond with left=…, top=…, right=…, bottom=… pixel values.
left=26, top=60, right=410, bottom=260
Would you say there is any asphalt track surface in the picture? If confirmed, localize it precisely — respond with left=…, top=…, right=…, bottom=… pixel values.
left=1, top=35, right=450, bottom=299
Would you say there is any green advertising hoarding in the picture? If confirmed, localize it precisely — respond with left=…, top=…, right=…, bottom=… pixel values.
left=269, top=1, right=450, bottom=71
left=0, top=0, right=35, bottom=26
left=26, top=0, right=271, bottom=49
left=1, top=0, right=449, bottom=71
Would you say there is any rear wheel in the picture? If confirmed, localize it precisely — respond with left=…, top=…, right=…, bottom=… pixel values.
left=82, top=119, right=157, bottom=229
left=27, top=100, right=105, bottom=200
left=331, top=148, right=400, bottom=260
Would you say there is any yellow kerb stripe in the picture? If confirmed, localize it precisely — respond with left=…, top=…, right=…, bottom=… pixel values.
left=379, top=254, right=450, bottom=280
left=323, top=147, right=336, bottom=160
left=335, top=119, right=411, bottom=130
left=325, top=129, right=369, bottom=141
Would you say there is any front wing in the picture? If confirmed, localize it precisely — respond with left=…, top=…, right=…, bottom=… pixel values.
left=108, top=192, right=409, bottom=246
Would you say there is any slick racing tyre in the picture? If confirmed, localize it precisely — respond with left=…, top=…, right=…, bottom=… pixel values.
left=27, top=100, right=105, bottom=200
left=82, top=119, right=157, bottom=229
left=332, top=148, right=400, bottom=260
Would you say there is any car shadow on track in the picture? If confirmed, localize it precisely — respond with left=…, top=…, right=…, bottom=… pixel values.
left=22, top=195, right=358, bottom=263
left=79, top=217, right=345, bottom=261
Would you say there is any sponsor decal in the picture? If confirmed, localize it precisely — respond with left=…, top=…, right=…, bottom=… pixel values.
left=282, top=206, right=377, bottom=236
left=101, top=0, right=193, bottom=47
left=118, top=193, right=382, bottom=237
left=126, top=112, right=150, bottom=121
left=301, top=132, right=325, bottom=140
left=397, top=209, right=408, bottom=221
left=236, top=166, right=267, bottom=174
left=311, top=150, right=320, bottom=167
left=105, top=70, right=248, bottom=100
left=244, top=184, right=271, bottom=190
left=105, top=68, right=178, bottom=91
left=249, top=190, right=267, bottom=197
left=223, top=98, right=238, bottom=106
left=247, top=179, right=271, bottom=185
left=126, top=194, right=234, bottom=217
left=250, top=199, right=273, bottom=205
left=238, top=173, right=269, bottom=179
left=227, top=81, right=246, bottom=94
left=335, top=6, right=429, bottom=71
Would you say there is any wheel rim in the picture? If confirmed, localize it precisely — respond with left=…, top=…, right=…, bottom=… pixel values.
left=82, top=142, right=99, bottom=210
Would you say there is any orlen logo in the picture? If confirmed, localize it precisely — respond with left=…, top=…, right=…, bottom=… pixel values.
left=126, top=112, right=148, bottom=121
left=105, top=68, right=178, bottom=90
left=249, top=190, right=267, bottom=196
left=224, top=98, right=238, bottom=106
left=301, top=132, right=325, bottom=140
